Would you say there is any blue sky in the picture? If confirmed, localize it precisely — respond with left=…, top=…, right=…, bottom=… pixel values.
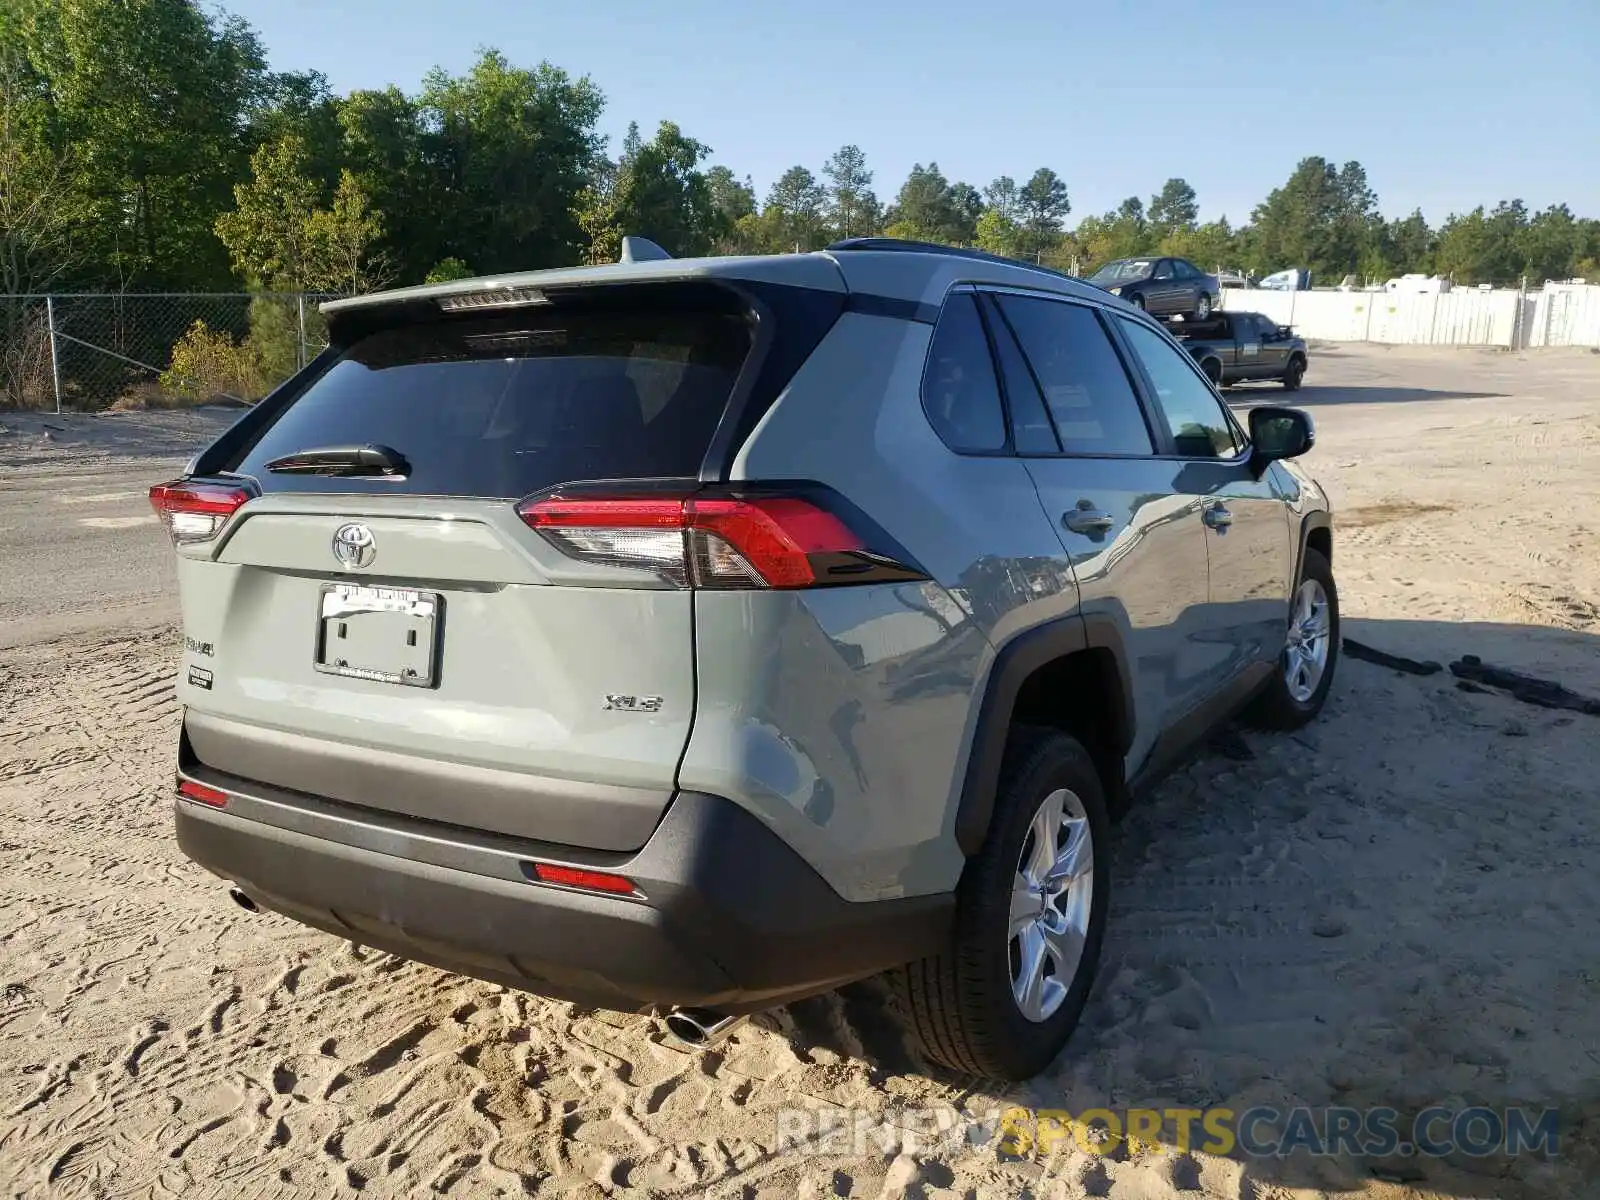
left=227, top=0, right=1598, bottom=227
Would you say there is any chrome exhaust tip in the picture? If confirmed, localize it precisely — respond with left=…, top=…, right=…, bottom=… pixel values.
left=226, top=884, right=259, bottom=914
left=661, top=1007, right=744, bottom=1049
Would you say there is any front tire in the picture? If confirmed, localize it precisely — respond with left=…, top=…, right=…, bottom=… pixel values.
left=1243, top=547, right=1338, bottom=730
left=1195, top=292, right=1213, bottom=320
left=1128, top=293, right=1146, bottom=311
left=893, top=728, right=1110, bottom=1080
left=1283, top=354, right=1306, bottom=391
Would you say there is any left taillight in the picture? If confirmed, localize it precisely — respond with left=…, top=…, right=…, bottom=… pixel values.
left=148, top=480, right=253, bottom=545
left=516, top=489, right=925, bottom=590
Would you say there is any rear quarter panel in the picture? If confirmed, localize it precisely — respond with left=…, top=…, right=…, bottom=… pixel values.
left=677, top=310, right=1078, bottom=902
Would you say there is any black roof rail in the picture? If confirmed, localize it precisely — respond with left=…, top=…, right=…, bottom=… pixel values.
left=825, top=237, right=1083, bottom=284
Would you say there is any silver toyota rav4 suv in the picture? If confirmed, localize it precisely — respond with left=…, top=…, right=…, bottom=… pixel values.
left=153, top=237, right=1337, bottom=1080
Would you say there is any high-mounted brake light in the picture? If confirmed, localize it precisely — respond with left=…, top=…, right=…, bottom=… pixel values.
left=437, top=286, right=549, bottom=313
left=149, top=481, right=253, bottom=545
left=517, top=492, right=916, bottom=590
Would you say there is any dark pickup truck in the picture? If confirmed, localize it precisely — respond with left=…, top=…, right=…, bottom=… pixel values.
left=1174, top=311, right=1308, bottom=390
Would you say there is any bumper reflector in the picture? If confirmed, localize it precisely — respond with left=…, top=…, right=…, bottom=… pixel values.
left=178, top=779, right=229, bottom=808
left=528, top=863, right=639, bottom=897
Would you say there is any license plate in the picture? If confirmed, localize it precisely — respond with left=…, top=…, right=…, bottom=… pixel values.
left=314, top=584, right=440, bottom=688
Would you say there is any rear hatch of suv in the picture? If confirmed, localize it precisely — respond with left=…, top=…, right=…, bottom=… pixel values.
left=159, top=278, right=843, bottom=853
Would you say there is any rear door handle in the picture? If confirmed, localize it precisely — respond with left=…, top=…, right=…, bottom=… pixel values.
left=1063, top=502, right=1116, bottom=535
left=1203, top=503, right=1233, bottom=530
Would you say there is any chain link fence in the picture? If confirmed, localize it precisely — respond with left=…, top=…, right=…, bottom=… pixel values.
left=0, top=293, right=340, bottom=413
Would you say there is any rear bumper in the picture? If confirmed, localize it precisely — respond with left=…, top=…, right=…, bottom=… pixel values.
left=174, top=770, right=952, bottom=1015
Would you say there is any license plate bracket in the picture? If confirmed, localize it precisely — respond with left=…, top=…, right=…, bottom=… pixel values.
left=314, top=583, right=440, bottom=688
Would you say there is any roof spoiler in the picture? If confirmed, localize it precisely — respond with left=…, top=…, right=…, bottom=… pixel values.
left=619, top=236, right=673, bottom=264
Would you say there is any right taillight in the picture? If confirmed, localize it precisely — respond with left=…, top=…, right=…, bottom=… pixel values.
left=149, top=480, right=253, bottom=545
left=517, top=490, right=924, bottom=590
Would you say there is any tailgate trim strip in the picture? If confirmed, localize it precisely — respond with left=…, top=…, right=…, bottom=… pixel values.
left=182, top=710, right=670, bottom=853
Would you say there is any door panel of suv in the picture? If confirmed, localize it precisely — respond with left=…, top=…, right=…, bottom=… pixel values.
left=1115, top=317, right=1294, bottom=690
left=983, top=291, right=1214, bottom=771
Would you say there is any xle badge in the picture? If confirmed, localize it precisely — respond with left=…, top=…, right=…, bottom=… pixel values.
left=188, top=665, right=214, bottom=691
left=603, top=695, right=663, bottom=713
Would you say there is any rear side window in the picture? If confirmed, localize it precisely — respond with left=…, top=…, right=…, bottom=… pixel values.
left=994, top=295, right=1153, bottom=456
left=231, top=305, right=751, bottom=497
left=921, top=293, right=1006, bottom=453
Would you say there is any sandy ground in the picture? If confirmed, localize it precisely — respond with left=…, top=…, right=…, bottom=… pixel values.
left=1, top=346, right=1598, bottom=1199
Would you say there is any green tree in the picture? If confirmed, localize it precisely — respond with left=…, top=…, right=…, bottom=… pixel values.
left=883, top=162, right=977, bottom=245
left=1075, top=197, right=1154, bottom=270
left=16, top=0, right=270, bottom=288
left=420, top=49, right=604, bottom=272
left=1249, top=157, right=1382, bottom=282
left=0, top=44, right=82, bottom=299
left=1379, top=209, right=1434, bottom=278
left=338, top=86, right=438, bottom=282
left=306, top=169, right=391, bottom=293
left=974, top=208, right=1022, bottom=258
left=575, top=120, right=724, bottom=262
left=763, top=165, right=828, bottom=251
left=1161, top=218, right=1236, bottom=274
left=949, top=181, right=983, bottom=245
left=424, top=256, right=473, bottom=283
left=1018, top=167, right=1070, bottom=255
left=705, top=165, right=756, bottom=224
left=983, top=176, right=1022, bottom=223
left=1433, top=202, right=1529, bottom=286
left=251, top=70, right=342, bottom=186
left=1149, top=177, right=1198, bottom=237
left=822, top=144, right=879, bottom=240
left=1518, top=203, right=1581, bottom=283
left=215, top=135, right=325, bottom=289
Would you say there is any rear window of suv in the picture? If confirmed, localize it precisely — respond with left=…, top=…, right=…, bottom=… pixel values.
left=230, top=303, right=751, bottom=498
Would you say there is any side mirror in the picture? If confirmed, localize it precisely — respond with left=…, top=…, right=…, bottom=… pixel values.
left=1249, top=406, right=1314, bottom=467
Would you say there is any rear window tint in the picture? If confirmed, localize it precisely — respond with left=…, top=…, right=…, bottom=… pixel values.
left=231, top=307, right=751, bottom=497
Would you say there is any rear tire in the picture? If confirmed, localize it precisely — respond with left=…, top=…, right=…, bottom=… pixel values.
left=893, top=728, right=1110, bottom=1080
left=1283, top=355, right=1306, bottom=391
left=1244, top=547, right=1338, bottom=731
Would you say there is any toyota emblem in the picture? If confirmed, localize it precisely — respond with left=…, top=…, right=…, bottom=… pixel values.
left=331, top=522, right=376, bottom=569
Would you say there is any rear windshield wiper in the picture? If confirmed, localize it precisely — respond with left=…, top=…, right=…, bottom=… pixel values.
left=264, top=444, right=410, bottom=477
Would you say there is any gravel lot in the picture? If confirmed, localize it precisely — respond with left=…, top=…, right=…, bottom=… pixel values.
left=1, top=346, right=1598, bottom=1199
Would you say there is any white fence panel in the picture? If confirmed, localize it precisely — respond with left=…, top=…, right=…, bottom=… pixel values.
left=1529, top=284, right=1600, bottom=347
left=1220, top=288, right=1294, bottom=325
left=1222, top=286, right=1533, bottom=347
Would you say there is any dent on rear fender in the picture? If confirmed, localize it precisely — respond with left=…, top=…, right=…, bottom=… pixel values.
left=679, top=584, right=983, bottom=903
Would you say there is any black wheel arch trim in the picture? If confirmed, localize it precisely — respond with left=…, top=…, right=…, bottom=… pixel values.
left=952, top=615, right=1134, bottom=857
left=1297, top=508, right=1333, bottom=580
